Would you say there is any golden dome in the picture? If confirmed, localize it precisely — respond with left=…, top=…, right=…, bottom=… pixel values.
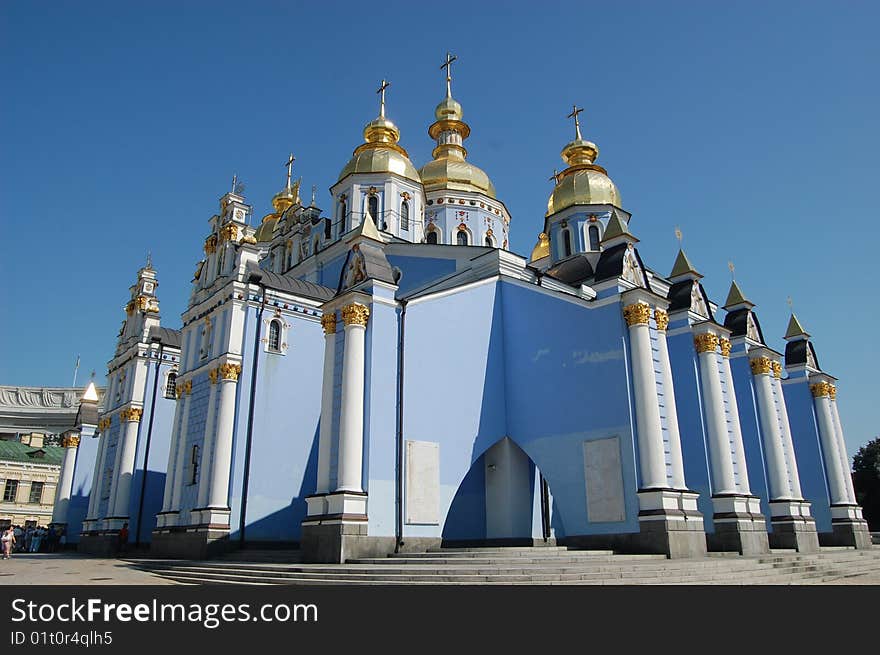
left=530, top=232, right=550, bottom=261
left=546, top=119, right=621, bottom=216
left=420, top=157, right=496, bottom=198
left=434, top=96, right=462, bottom=122
left=254, top=214, right=279, bottom=242
left=337, top=99, right=420, bottom=184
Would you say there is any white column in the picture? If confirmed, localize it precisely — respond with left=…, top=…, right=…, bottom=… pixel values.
left=316, top=312, right=338, bottom=494
left=169, top=386, right=193, bottom=512
left=623, top=303, right=667, bottom=490
left=161, top=382, right=190, bottom=512
left=336, top=302, right=370, bottom=493
left=752, top=358, right=792, bottom=499
left=86, top=424, right=109, bottom=520
left=196, top=374, right=221, bottom=508
left=829, top=390, right=856, bottom=503
left=653, top=309, right=686, bottom=490
left=694, top=334, right=737, bottom=495
left=51, top=434, right=80, bottom=524
left=719, top=339, right=751, bottom=495
left=772, top=366, right=803, bottom=498
left=110, top=407, right=143, bottom=518
left=813, top=382, right=849, bottom=505
left=206, top=363, right=241, bottom=509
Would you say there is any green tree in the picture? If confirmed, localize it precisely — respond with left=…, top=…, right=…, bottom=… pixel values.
left=852, top=437, right=880, bottom=531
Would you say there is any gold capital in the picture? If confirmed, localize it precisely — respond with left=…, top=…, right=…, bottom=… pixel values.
left=810, top=381, right=834, bottom=398
left=219, top=363, right=242, bottom=381
left=654, top=308, right=669, bottom=332
left=175, top=380, right=192, bottom=399
left=829, top=385, right=837, bottom=400
left=209, top=368, right=219, bottom=385
left=120, top=407, right=143, bottom=423
left=61, top=434, right=81, bottom=448
left=623, top=303, right=651, bottom=327
left=204, top=235, right=217, bottom=255
left=98, top=417, right=111, bottom=432
left=719, top=338, right=732, bottom=358
left=749, top=357, right=773, bottom=376
left=342, top=303, right=370, bottom=327
left=321, top=312, right=337, bottom=335
left=694, top=333, right=720, bottom=354
left=219, top=223, right=239, bottom=243
left=771, top=361, right=782, bottom=379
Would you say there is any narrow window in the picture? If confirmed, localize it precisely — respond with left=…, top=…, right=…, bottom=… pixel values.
left=190, top=445, right=200, bottom=485
left=589, top=225, right=600, bottom=251
left=3, top=480, right=18, bottom=502
left=401, top=200, right=410, bottom=231
left=562, top=229, right=572, bottom=257
left=457, top=230, right=469, bottom=246
left=426, top=230, right=438, bottom=245
left=268, top=320, right=281, bottom=352
left=216, top=250, right=223, bottom=276
left=368, top=195, right=380, bottom=227
left=324, top=217, right=332, bottom=240
left=165, top=372, right=177, bottom=399
left=485, top=235, right=494, bottom=247
left=339, top=201, right=347, bottom=229
left=28, top=481, right=44, bottom=504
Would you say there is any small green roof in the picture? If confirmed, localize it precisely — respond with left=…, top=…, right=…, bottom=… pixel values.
left=723, top=280, right=753, bottom=308
left=0, top=440, right=64, bottom=466
left=601, top=211, right=636, bottom=243
left=784, top=313, right=809, bottom=339
left=669, top=249, right=700, bottom=278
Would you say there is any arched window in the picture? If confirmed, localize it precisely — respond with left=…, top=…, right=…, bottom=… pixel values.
left=400, top=200, right=410, bottom=231
left=562, top=229, right=572, bottom=257
left=190, top=445, right=199, bottom=485
left=324, top=217, right=332, bottom=240
left=339, top=201, right=347, bottom=223
left=164, top=372, right=177, bottom=399
left=457, top=230, right=469, bottom=246
left=426, top=230, right=438, bottom=244
left=588, top=225, right=600, bottom=251
left=268, top=319, right=282, bottom=352
left=368, top=195, right=380, bottom=228
left=485, top=235, right=494, bottom=247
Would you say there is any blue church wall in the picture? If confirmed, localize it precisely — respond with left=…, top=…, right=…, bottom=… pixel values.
left=386, top=254, right=457, bottom=296
left=728, top=351, right=772, bottom=527
left=96, top=421, right=121, bottom=520
left=67, top=429, right=99, bottom=543
left=315, top=253, right=346, bottom=289
left=666, top=323, right=714, bottom=529
left=178, top=371, right=210, bottom=525
left=782, top=375, right=832, bottom=532
left=227, top=303, right=325, bottom=544
left=442, top=452, right=487, bottom=540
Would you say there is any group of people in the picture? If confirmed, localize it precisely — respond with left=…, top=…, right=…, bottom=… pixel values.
left=1, top=524, right=65, bottom=559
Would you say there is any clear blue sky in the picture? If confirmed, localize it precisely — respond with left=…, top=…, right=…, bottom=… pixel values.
left=1, top=2, right=877, bottom=455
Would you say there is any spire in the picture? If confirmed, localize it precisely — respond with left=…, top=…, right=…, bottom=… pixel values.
left=377, top=78, right=389, bottom=118
left=348, top=207, right=381, bottom=242
left=284, top=153, right=295, bottom=191
left=669, top=248, right=702, bottom=280
left=784, top=313, right=810, bottom=340
left=723, top=280, right=753, bottom=309
left=568, top=104, right=584, bottom=141
left=601, top=209, right=638, bottom=248
left=82, top=381, right=99, bottom=402
left=441, top=51, right=457, bottom=99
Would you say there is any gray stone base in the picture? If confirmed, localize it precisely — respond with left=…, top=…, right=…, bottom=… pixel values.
left=301, top=519, right=371, bottom=563
left=821, top=519, right=873, bottom=549
left=78, top=532, right=122, bottom=556
left=150, top=526, right=232, bottom=560
left=708, top=518, right=770, bottom=555
left=769, top=518, right=820, bottom=552
left=637, top=514, right=708, bottom=559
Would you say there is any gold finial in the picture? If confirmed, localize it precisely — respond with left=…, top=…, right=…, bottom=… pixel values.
left=674, top=226, right=682, bottom=245
left=787, top=296, right=794, bottom=311
left=231, top=173, right=237, bottom=194
left=284, top=153, right=295, bottom=190
left=441, top=51, right=457, bottom=98
left=728, top=260, right=736, bottom=280
left=377, top=79, right=390, bottom=118
left=549, top=169, right=559, bottom=183
left=310, top=184, right=317, bottom=206
left=145, top=251, right=152, bottom=270
left=567, top=104, right=584, bottom=140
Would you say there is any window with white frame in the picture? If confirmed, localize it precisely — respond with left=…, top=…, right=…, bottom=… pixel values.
left=562, top=228, right=573, bottom=257
left=588, top=224, right=600, bottom=251
left=3, top=479, right=18, bottom=502
left=426, top=228, right=439, bottom=244
left=268, top=319, right=282, bottom=353
left=456, top=230, right=469, bottom=246
left=164, top=371, right=178, bottom=399
left=401, top=200, right=410, bottom=231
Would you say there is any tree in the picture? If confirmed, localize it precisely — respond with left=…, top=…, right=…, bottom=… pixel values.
left=852, top=437, right=880, bottom=531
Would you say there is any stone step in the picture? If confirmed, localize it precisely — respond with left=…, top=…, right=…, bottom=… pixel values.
left=426, top=546, right=571, bottom=553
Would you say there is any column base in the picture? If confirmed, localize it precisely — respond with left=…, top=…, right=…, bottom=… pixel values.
left=302, top=491, right=369, bottom=563
left=824, top=505, right=873, bottom=549
left=103, top=516, right=130, bottom=531
left=191, top=506, right=232, bottom=528
left=150, top=524, right=232, bottom=559
left=708, top=495, right=770, bottom=555
left=636, top=489, right=707, bottom=559
left=155, top=511, right=179, bottom=529
left=768, top=500, right=820, bottom=553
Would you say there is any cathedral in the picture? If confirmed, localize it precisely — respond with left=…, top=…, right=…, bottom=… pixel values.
left=50, top=57, right=871, bottom=562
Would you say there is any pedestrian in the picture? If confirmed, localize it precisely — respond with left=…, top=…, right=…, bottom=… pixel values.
left=30, top=527, right=43, bottom=553
left=1, top=527, right=15, bottom=559
left=117, top=522, right=129, bottom=555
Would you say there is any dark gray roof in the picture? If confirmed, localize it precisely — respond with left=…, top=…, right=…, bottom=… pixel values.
left=246, top=265, right=335, bottom=301
left=668, top=279, right=713, bottom=315
left=545, top=254, right=595, bottom=287
left=74, top=400, right=99, bottom=428
left=785, top=339, right=820, bottom=370
left=723, top=308, right=766, bottom=344
left=594, top=243, right=648, bottom=286
left=148, top=326, right=182, bottom=348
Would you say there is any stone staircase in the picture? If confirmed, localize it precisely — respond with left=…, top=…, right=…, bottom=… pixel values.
left=127, top=545, right=880, bottom=585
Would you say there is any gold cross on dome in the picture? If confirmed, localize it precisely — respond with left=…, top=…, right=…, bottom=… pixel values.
left=549, top=169, right=559, bottom=183
left=441, top=52, right=457, bottom=97
left=728, top=260, right=736, bottom=280
left=377, top=79, right=390, bottom=117
left=284, top=153, right=295, bottom=189
left=567, top=104, right=584, bottom=140
left=675, top=226, right=683, bottom=244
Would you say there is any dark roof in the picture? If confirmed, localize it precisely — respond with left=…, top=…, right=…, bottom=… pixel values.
left=246, top=265, right=335, bottom=301
left=0, top=440, right=64, bottom=466
left=148, top=326, right=182, bottom=349
left=785, top=339, right=821, bottom=370
left=668, top=278, right=713, bottom=316
left=593, top=243, right=649, bottom=286
left=75, top=401, right=99, bottom=428
left=723, top=308, right=766, bottom=343
left=545, top=254, right=595, bottom=287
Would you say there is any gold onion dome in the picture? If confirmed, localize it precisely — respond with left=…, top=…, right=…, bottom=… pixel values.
left=530, top=232, right=550, bottom=261
left=546, top=107, right=621, bottom=216
left=338, top=81, right=420, bottom=184
left=256, top=177, right=300, bottom=242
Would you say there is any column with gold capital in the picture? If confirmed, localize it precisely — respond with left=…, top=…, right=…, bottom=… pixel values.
left=771, top=362, right=803, bottom=498
left=694, top=333, right=737, bottom=495
left=828, top=386, right=857, bottom=504
left=316, top=312, right=338, bottom=494
left=161, top=380, right=192, bottom=525
left=337, top=302, right=370, bottom=493
left=811, top=381, right=849, bottom=505
left=205, top=363, right=242, bottom=515
left=718, top=338, right=751, bottom=495
left=51, top=432, right=81, bottom=525
left=751, top=357, right=792, bottom=500
left=110, top=406, right=143, bottom=519
left=196, top=369, right=221, bottom=510
left=622, top=302, right=667, bottom=489
left=652, top=309, right=686, bottom=490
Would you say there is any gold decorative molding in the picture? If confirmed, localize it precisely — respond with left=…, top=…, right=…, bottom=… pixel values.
left=209, top=368, right=219, bottom=384
left=342, top=303, right=370, bottom=327
left=810, top=381, right=834, bottom=398
left=97, top=417, right=111, bottom=431
left=175, top=380, right=192, bottom=399
left=204, top=235, right=218, bottom=255
left=771, top=361, right=782, bottom=379
left=61, top=434, right=80, bottom=448
left=749, top=357, right=773, bottom=376
left=654, top=308, right=669, bottom=332
left=321, top=313, right=337, bottom=335
left=219, top=223, right=239, bottom=243
left=219, top=363, right=242, bottom=381
left=719, top=338, right=732, bottom=358
left=623, top=303, right=651, bottom=327
left=829, top=385, right=837, bottom=400
left=693, top=333, right=719, bottom=354
left=120, top=407, right=143, bottom=423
